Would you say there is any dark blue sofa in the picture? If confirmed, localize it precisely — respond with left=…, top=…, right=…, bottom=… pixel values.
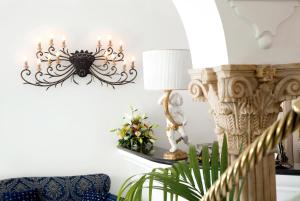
left=0, top=174, right=118, bottom=201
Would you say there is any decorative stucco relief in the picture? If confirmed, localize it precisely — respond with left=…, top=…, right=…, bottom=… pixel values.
left=226, top=0, right=300, bottom=49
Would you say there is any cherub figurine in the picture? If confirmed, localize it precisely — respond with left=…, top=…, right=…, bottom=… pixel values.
left=159, top=91, right=189, bottom=153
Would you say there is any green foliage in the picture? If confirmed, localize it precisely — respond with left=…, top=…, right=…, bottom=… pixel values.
left=111, top=107, right=157, bottom=151
left=118, top=135, right=242, bottom=201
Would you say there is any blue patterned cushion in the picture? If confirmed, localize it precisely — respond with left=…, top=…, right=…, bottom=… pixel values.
left=82, top=191, right=106, bottom=201
left=0, top=174, right=110, bottom=201
left=3, top=189, right=40, bottom=201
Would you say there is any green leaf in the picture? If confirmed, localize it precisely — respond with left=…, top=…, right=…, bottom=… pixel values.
left=202, top=145, right=211, bottom=190
left=147, top=173, right=200, bottom=201
left=169, top=167, right=179, bottom=201
left=148, top=170, right=154, bottom=201
left=188, top=145, right=204, bottom=195
left=221, top=135, right=229, bottom=201
left=117, top=175, right=138, bottom=200
left=178, top=161, right=195, bottom=187
left=173, top=163, right=187, bottom=183
left=221, top=135, right=228, bottom=174
left=170, top=192, right=174, bottom=201
left=229, top=186, right=235, bottom=201
left=211, top=142, right=219, bottom=184
left=130, top=176, right=148, bottom=201
left=163, top=169, right=168, bottom=201
left=133, top=176, right=146, bottom=201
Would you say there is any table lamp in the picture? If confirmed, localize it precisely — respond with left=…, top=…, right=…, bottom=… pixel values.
left=143, top=49, right=192, bottom=160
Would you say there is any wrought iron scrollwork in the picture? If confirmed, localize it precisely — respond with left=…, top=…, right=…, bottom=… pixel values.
left=21, top=41, right=137, bottom=90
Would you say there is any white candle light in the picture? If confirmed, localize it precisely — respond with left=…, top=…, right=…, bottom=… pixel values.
left=37, top=41, right=42, bottom=51
left=24, top=57, right=29, bottom=69
left=49, top=34, right=54, bottom=46
left=97, top=36, right=102, bottom=48
left=56, top=51, right=60, bottom=64
left=119, top=40, right=123, bottom=52
left=107, top=35, right=112, bottom=47
left=131, top=57, right=135, bottom=68
left=62, top=36, right=66, bottom=48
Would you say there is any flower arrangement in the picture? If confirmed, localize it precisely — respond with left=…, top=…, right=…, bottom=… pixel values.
left=111, top=106, right=157, bottom=153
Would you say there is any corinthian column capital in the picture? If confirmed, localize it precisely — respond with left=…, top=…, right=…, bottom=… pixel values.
left=189, top=63, right=300, bottom=155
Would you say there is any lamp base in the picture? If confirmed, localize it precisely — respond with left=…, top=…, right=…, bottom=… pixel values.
left=163, top=149, right=187, bottom=161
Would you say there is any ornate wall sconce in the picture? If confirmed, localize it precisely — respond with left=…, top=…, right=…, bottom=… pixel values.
left=21, top=36, right=137, bottom=90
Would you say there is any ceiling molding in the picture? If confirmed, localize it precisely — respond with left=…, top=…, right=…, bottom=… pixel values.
left=226, top=0, right=300, bottom=49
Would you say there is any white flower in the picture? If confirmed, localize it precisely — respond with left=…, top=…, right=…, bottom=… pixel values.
left=135, top=131, right=141, bottom=137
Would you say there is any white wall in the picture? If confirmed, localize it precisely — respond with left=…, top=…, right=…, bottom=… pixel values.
left=0, top=0, right=215, bottom=194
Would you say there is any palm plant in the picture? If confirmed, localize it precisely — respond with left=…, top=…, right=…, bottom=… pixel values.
left=118, top=136, right=241, bottom=201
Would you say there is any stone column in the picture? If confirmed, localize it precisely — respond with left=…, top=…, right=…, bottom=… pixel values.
left=189, top=64, right=300, bottom=201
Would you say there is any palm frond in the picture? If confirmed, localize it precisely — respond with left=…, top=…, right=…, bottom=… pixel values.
left=221, top=135, right=228, bottom=174
left=202, top=145, right=211, bottom=190
left=188, top=145, right=204, bottom=195
left=211, top=142, right=219, bottom=184
left=118, top=133, right=242, bottom=201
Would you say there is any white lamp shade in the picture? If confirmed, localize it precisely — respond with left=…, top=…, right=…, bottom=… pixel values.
left=173, top=0, right=228, bottom=68
left=143, top=49, right=192, bottom=90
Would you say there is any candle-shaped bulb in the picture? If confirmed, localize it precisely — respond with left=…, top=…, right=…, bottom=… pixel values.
left=131, top=57, right=135, bottom=68
left=56, top=51, right=60, bottom=64
left=97, top=35, right=102, bottom=48
left=123, top=59, right=127, bottom=71
left=24, top=57, right=29, bottom=69
left=49, top=34, right=54, bottom=46
left=62, top=35, right=66, bottom=48
left=37, top=41, right=42, bottom=51
left=37, top=59, right=41, bottom=72
left=119, top=40, right=123, bottom=52
left=107, top=35, right=112, bottom=47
